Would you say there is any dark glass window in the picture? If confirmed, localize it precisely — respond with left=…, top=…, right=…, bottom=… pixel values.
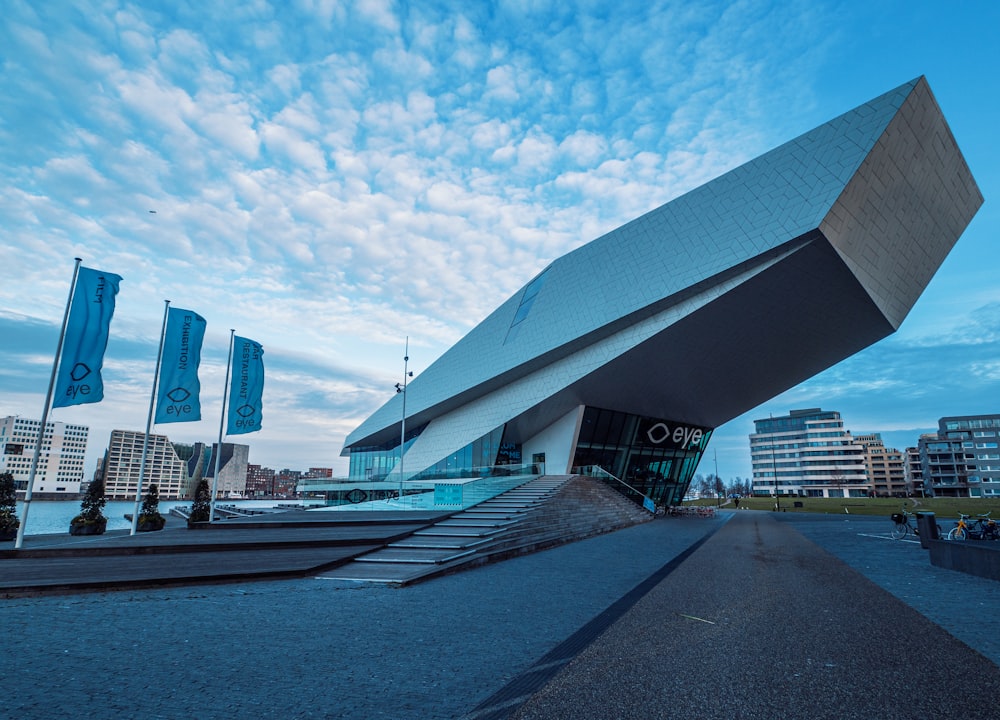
left=574, top=406, right=712, bottom=506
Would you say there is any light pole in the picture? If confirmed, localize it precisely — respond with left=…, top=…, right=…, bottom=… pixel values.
left=394, top=337, right=413, bottom=506
left=770, top=413, right=780, bottom=512
left=714, top=448, right=721, bottom=508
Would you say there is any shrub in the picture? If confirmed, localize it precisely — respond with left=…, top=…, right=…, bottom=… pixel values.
left=0, top=472, right=19, bottom=536
left=189, top=479, right=211, bottom=523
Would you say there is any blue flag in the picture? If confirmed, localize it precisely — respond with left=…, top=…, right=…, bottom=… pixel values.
left=227, top=336, right=264, bottom=435
left=53, top=266, right=123, bottom=408
left=154, top=308, right=206, bottom=424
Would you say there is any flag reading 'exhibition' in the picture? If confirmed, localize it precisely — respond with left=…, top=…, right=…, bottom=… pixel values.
left=227, top=336, right=264, bottom=435
left=154, top=308, right=207, bottom=424
left=53, top=266, right=123, bottom=408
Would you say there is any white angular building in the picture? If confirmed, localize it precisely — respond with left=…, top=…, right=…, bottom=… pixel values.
left=342, top=77, right=982, bottom=507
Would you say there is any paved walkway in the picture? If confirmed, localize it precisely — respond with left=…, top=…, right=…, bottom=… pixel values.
left=496, top=512, right=1000, bottom=720
left=3, top=511, right=998, bottom=719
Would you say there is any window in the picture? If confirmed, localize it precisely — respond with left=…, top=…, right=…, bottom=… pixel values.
left=504, top=266, right=551, bottom=343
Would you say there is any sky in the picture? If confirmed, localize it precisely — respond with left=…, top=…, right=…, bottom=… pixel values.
left=1, top=0, right=997, bottom=483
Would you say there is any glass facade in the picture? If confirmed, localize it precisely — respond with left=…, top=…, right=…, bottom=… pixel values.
left=348, top=425, right=519, bottom=482
left=572, top=406, right=712, bottom=506
left=346, top=406, right=711, bottom=507
left=347, top=423, right=426, bottom=481
left=411, top=426, right=511, bottom=481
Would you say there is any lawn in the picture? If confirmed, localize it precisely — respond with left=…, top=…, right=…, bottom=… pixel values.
left=685, top=495, right=1000, bottom=520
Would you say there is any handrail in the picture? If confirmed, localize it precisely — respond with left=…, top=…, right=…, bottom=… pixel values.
left=573, top=465, right=656, bottom=513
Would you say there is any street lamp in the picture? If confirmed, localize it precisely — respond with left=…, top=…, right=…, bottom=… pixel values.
left=714, top=448, right=721, bottom=508
left=770, top=413, right=780, bottom=512
left=395, top=337, right=413, bottom=506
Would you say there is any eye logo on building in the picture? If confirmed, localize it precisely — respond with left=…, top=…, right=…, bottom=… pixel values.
left=646, top=422, right=705, bottom=448
left=346, top=488, right=367, bottom=504
left=69, top=363, right=92, bottom=381
left=647, top=423, right=672, bottom=444
left=166, top=387, right=191, bottom=403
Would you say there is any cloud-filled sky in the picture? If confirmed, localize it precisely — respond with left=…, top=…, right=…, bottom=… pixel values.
left=1, top=0, right=997, bottom=482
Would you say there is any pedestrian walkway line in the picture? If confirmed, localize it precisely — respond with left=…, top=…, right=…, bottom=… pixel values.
left=857, top=532, right=921, bottom=544
left=463, top=516, right=730, bottom=720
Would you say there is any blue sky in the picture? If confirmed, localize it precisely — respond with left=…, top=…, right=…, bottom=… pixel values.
left=1, top=0, right=997, bottom=482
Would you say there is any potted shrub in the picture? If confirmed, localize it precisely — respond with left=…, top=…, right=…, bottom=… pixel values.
left=136, top=483, right=166, bottom=532
left=188, top=479, right=211, bottom=526
left=70, top=477, right=108, bottom=536
left=0, top=472, right=19, bottom=541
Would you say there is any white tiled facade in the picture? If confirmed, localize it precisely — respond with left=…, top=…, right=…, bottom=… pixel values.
left=0, top=415, right=89, bottom=495
left=343, top=77, right=982, bottom=491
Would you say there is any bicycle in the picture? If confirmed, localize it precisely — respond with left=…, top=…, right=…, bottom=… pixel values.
left=948, top=512, right=999, bottom=541
left=890, top=509, right=916, bottom=539
left=890, top=508, right=942, bottom=540
left=948, top=513, right=971, bottom=541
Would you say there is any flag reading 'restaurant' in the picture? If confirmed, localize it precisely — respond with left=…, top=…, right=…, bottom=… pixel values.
left=227, top=336, right=264, bottom=435
left=53, top=266, right=123, bottom=408
left=154, top=308, right=206, bottom=424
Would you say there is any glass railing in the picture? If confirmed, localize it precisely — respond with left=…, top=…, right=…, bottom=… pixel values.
left=297, top=463, right=545, bottom=512
left=573, top=465, right=657, bottom=513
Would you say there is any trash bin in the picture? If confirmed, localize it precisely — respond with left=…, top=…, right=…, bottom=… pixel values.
left=916, top=512, right=938, bottom=549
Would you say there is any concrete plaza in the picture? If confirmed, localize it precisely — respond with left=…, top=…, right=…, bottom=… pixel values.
left=3, top=511, right=998, bottom=719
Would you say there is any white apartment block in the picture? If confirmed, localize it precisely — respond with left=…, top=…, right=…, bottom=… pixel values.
left=103, top=429, right=189, bottom=500
left=0, top=415, right=89, bottom=495
left=750, top=409, right=868, bottom=498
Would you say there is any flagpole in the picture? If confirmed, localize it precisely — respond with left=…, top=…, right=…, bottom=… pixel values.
left=397, top=337, right=411, bottom=506
left=131, top=300, right=170, bottom=535
left=15, top=258, right=83, bottom=549
left=210, top=330, right=235, bottom=523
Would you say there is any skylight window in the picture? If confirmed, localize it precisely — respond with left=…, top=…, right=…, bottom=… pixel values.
left=505, top=266, right=550, bottom=343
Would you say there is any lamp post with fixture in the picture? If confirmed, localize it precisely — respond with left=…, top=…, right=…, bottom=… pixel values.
left=394, top=337, right=413, bottom=505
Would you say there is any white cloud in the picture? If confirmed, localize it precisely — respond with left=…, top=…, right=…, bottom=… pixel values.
left=1, top=0, right=995, bottom=481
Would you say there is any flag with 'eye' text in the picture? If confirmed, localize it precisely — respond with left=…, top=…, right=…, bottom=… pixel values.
left=53, top=266, right=123, bottom=408
left=154, top=308, right=207, bottom=424
left=227, top=336, right=264, bottom=435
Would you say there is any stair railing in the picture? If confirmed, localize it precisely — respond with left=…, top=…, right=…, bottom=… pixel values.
left=573, top=465, right=657, bottom=514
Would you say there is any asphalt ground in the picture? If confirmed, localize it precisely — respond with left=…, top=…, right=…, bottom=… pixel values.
left=3, top=510, right=998, bottom=719
left=502, top=512, right=1000, bottom=720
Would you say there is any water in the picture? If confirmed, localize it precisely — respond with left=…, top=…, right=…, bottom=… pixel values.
left=12, top=499, right=293, bottom=536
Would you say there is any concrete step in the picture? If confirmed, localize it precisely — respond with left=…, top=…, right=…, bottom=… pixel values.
left=318, top=474, right=647, bottom=584
left=434, top=518, right=521, bottom=528
left=355, top=547, right=477, bottom=564
left=413, top=526, right=507, bottom=538
left=388, top=535, right=496, bottom=550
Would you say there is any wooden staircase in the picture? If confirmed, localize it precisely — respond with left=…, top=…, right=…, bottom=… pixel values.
left=317, top=474, right=653, bottom=585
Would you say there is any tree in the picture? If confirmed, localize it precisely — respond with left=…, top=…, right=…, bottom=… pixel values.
left=0, top=472, right=19, bottom=539
left=70, top=477, right=108, bottom=535
left=137, top=483, right=165, bottom=531
left=189, top=479, right=211, bottom=523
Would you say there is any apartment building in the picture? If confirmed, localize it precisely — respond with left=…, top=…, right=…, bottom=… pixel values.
left=856, top=433, right=907, bottom=497
left=750, top=409, right=868, bottom=498
left=0, top=415, right=89, bottom=496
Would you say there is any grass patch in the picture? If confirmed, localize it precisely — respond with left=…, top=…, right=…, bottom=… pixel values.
left=685, top=496, right=1000, bottom=519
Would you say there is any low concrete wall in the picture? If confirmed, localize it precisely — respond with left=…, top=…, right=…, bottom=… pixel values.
left=927, top=539, right=1000, bottom=582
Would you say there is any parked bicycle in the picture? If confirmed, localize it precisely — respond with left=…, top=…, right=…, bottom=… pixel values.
left=890, top=508, right=942, bottom=540
left=948, top=512, right=999, bottom=541
left=890, top=509, right=917, bottom=539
